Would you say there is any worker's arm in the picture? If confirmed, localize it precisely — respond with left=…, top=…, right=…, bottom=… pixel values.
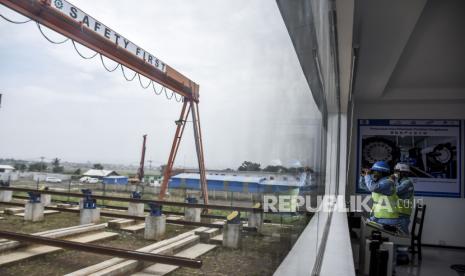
left=359, top=175, right=367, bottom=190
left=396, top=178, right=414, bottom=199
left=364, top=175, right=394, bottom=195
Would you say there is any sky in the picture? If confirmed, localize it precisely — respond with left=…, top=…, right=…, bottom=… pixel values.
left=0, top=0, right=322, bottom=170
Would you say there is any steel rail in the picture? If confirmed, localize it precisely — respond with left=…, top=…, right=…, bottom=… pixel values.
left=11, top=196, right=272, bottom=222
left=13, top=195, right=228, bottom=219
left=0, top=229, right=202, bottom=268
left=0, top=187, right=262, bottom=212
left=0, top=201, right=258, bottom=232
left=0, top=201, right=223, bottom=228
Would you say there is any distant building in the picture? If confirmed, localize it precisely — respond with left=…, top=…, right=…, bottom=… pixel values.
left=102, top=176, right=129, bottom=185
left=169, top=172, right=309, bottom=194
left=82, top=169, right=118, bottom=179
left=0, top=165, right=15, bottom=172
left=0, top=165, right=16, bottom=182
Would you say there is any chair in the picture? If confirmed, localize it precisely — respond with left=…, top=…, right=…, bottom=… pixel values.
left=410, top=203, right=426, bottom=260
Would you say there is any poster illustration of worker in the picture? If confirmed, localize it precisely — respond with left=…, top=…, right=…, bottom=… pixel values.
left=356, top=119, right=461, bottom=197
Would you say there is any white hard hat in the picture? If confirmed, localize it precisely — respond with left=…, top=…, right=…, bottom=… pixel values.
left=394, top=163, right=411, bottom=172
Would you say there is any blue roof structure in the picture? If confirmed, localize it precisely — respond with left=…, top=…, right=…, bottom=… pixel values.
left=168, top=172, right=307, bottom=193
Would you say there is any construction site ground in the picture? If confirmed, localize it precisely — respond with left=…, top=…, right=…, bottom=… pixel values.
left=0, top=187, right=308, bottom=275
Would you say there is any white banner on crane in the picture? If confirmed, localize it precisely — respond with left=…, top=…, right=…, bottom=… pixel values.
left=49, top=0, right=167, bottom=73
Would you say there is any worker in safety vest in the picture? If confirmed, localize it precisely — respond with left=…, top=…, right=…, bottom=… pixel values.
left=360, top=161, right=400, bottom=227
left=393, top=163, right=414, bottom=233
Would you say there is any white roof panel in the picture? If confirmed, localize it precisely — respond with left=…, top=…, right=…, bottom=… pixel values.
left=83, top=169, right=116, bottom=177
left=171, top=172, right=306, bottom=187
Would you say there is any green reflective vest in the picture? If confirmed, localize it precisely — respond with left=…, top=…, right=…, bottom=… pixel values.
left=395, top=177, right=414, bottom=217
left=372, top=186, right=399, bottom=219
left=396, top=195, right=413, bottom=216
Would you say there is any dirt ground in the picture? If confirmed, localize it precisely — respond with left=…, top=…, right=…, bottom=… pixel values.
left=0, top=203, right=192, bottom=275
left=0, top=222, right=190, bottom=275
left=0, top=215, right=306, bottom=275
left=172, top=223, right=306, bottom=276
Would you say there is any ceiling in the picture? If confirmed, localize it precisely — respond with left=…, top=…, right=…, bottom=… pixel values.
left=353, top=0, right=465, bottom=102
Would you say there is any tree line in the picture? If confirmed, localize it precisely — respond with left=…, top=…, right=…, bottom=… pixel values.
left=237, top=161, right=312, bottom=173
left=5, top=158, right=104, bottom=175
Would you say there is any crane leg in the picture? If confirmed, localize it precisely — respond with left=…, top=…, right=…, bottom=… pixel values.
left=190, top=100, right=209, bottom=205
left=158, top=99, right=208, bottom=207
left=159, top=99, right=190, bottom=200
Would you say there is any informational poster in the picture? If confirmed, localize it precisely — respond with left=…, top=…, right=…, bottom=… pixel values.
left=356, top=119, right=461, bottom=197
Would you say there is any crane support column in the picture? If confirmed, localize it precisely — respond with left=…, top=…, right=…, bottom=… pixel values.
left=159, top=99, right=209, bottom=205
left=159, top=100, right=190, bottom=199
left=190, top=100, right=209, bottom=205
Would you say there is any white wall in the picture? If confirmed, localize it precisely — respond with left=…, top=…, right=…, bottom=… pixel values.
left=31, top=173, right=72, bottom=181
left=348, top=101, right=465, bottom=247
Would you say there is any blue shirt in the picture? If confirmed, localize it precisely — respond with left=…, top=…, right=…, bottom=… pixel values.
left=360, top=174, right=400, bottom=226
left=361, top=175, right=395, bottom=195
left=396, top=177, right=414, bottom=199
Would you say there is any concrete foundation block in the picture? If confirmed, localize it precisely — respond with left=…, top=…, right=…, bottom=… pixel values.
left=144, top=215, right=166, bottom=240
left=41, top=194, right=52, bottom=206
left=0, top=191, right=13, bottom=202
left=24, top=202, right=44, bottom=222
left=197, top=228, right=220, bottom=242
left=223, top=223, right=242, bottom=249
left=128, top=202, right=145, bottom=216
left=248, top=212, right=263, bottom=233
left=184, top=208, right=201, bottom=222
left=108, top=219, right=135, bottom=229
left=5, top=207, right=24, bottom=215
left=80, top=208, right=100, bottom=225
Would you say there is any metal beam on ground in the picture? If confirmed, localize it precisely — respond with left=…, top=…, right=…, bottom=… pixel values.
left=0, top=230, right=202, bottom=268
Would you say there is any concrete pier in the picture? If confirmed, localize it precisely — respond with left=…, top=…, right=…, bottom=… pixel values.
left=144, top=215, right=166, bottom=240
left=248, top=212, right=263, bottom=233
left=184, top=195, right=201, bottom=222
left=128, top=202, right=145, bottom=216
left=184, top=207, right=201, bottom=222
left=0, top=191, right=12, bottom=202
left=24, top=202, right=44, bottom=222
left=41, top=194, right=52, bottom=206
left=80, top=208, right=100, bottom=225
left=223, top=223, right=242, bottom=249
left=78, top=198, right=96, bottom=210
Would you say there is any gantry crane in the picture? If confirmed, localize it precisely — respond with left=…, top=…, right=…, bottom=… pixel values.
left=0, top=0, right=209, bottom=204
